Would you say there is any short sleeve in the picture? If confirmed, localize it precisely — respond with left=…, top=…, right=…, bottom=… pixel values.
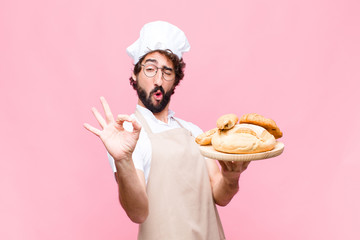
left=107, top=152, right=117, bottom=173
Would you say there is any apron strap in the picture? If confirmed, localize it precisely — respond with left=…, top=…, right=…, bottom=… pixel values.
left=173, top=118, right=184, bottom=128
left=134, top=109, right=153, bottom=134
left=173, top=118, right=193, bottom=137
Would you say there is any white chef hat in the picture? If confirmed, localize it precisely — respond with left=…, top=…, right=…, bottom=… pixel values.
left=126, top=21, right=190, bottom=64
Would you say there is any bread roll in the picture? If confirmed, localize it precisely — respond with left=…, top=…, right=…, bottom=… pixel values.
left=216, top=114, right=238, bottom=130
left=195, top=128, right=218, bottom=146
left=240, top=113, right=283, bottom=139
left=211, top=123, right=276, bottom=154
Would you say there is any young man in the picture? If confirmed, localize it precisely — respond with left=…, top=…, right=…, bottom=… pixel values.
left=84, top=21, right=249, bottom=240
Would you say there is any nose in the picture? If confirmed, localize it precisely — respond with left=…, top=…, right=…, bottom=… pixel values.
left=153, top=69, right=163, bottom=86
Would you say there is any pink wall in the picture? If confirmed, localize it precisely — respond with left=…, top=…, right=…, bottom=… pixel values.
left=1, top=0, right=359, bottom=239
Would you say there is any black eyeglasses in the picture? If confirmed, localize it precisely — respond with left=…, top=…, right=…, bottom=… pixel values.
left=141, top=64, right=175, bottom=81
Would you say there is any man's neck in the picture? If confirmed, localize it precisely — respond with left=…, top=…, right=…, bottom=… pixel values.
left=153, top=110, right=169, bottom=123
left=138, top=100, right=170, bottom=123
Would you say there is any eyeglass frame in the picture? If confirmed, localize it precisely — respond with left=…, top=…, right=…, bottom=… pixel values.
left=141, top=64, right=175, bottom=81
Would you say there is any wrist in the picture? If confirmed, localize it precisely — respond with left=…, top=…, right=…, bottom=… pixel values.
left=114, top=155, right=134, bottom=171
left=222, top=171, right=240, bottom=187
left=113, top=152, right=133, bottom=163
left=223, top=177, right=239, bottom=189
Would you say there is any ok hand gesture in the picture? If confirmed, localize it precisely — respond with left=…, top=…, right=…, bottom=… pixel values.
left=83, top=97, right=141, bottom=161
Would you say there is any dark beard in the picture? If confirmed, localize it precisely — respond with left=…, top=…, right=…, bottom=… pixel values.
left=136, top=85, right=173, bottom=113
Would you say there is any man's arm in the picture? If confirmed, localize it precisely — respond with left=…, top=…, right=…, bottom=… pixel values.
left=206, top=158, right=250, bottom=206
left=84, top=97, right=149, bottom=223
left=114, top=160, right=148, bottom=223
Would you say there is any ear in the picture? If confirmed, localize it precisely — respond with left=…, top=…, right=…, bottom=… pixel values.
left=132, top=73, right=137, bottom=81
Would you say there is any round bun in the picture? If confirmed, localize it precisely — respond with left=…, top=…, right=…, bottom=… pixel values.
left=211, top=123, right=276, bottom=154
left=195, top=128, right=218, bottom=146
left=216, top=114, right=238, bottom=130
left=239, top=113, right=283, bottom=139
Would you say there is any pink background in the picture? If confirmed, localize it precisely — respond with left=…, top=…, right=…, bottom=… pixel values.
left=1, top=0, right=359, bottom=239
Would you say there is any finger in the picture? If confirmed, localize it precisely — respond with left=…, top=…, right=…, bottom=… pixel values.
left=218, top=160, right=227, bottom=170
left=115, top=114, right=132, bottom=130
left=230, top=161, right=242, bottom=172
left=232, top=161, right=250, bottom=173
left=230, top=161, right=250, bottom=172
left=229, top=161, right=238, bottom=171
left=219, top=160, right=232, bottom=172
left=100, top=96, right=114, bottom=123
left=242, top=161, right=251, bottom=170
left=91, top=107, right=106, bottom=128
left=83, top=123, right=101, bottom=136
left=131, top=118, right=142, bottom=134
left=116, top=114, right=133, bottom=123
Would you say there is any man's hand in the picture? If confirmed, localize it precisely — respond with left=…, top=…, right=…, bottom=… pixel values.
left=207, top=159, right=250, bottom=206
left=218, top=160, right=250, bottom=185
left=84, top=97, right=148, bottom=223
left=83, top=96, right=141, bottom=161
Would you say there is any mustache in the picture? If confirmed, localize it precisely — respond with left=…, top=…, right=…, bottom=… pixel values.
left=150, top=86, right=165, bottom=96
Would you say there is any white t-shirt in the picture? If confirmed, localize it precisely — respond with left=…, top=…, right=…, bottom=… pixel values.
left=107, top=105, right=203, bottom=183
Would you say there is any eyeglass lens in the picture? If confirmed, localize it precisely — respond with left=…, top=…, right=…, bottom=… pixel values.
left=142, top=64, right=174, bottom=81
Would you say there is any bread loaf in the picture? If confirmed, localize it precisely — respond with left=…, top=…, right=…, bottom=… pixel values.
left=216, top=114, right=238, bottom=130
left=240, top=113, right=282, bottom=139
left=195, top=128, right=217, bottom=146
left=211, top=123, right=276, bottom=154
left=195, top=113, right=282, bottom=154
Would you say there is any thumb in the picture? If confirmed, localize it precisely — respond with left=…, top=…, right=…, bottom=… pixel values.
left=131, top=118, right=142, bottom=134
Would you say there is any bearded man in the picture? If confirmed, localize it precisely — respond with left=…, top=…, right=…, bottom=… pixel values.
left=84, top=21, right=249, bottom=240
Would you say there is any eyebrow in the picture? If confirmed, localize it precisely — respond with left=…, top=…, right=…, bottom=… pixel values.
left=144, top=59, right=158, bottom=64
left=144, top=58, right=173, bottom=71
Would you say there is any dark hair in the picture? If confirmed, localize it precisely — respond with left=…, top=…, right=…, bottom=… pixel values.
left=129, top=49, right=186, bottom=91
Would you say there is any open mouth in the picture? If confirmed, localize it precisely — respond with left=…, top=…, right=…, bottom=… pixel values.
left=153, top=90, right=163, bottom=100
